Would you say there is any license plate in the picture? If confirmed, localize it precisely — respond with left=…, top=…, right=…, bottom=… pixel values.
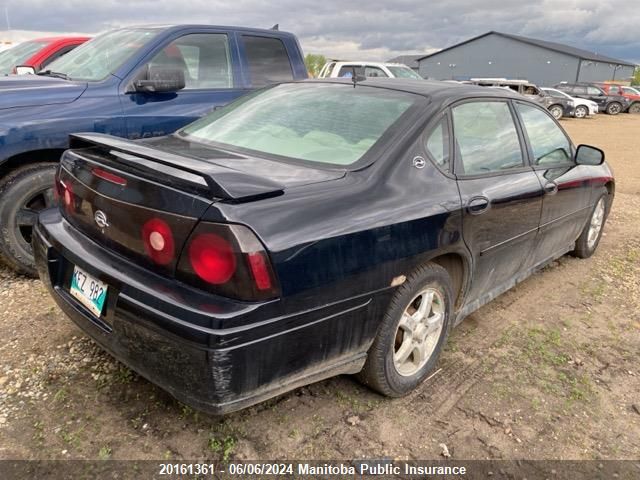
left=70, top=266, right=108, bottom=317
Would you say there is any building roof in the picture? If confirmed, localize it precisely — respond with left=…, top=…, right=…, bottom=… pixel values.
left=417, top=31, right=636, bottom=67
left=386, top=54, right=423, bottom=69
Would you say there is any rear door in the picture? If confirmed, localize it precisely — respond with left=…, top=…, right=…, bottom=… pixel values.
left=120, top=30, right=246, bottom=139
left=514, top=102, right=592, bottom=267
left=452, top=99, right=544, bottom=304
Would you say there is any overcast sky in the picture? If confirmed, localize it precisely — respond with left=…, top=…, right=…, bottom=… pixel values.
left=2, top=0, right=639, bottom=63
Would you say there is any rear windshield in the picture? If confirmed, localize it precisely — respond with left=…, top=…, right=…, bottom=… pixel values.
left=0, top=40, right=48, bottom=74
left=180, top=83, right=418, bottom=166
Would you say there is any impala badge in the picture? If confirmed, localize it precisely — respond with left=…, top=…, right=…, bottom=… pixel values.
left=94, top=210, right=109, bottom=229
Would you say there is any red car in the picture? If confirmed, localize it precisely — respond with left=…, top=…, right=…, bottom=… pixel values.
left=596, top=83, right=640, bottom=114
left=0, top=36, right=90, bottom=75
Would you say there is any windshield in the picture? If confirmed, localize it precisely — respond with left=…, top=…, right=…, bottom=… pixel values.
left=387, top=66, right=422, bottom=80
left=0, top=40, right=48, bottom=74
left=180, top=83, right=418, bottom=166
left=44, top=28, right=160, bottom=81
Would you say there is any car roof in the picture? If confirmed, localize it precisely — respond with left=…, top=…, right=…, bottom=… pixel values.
left=331, top=61, right=411, bottom=67
left=295, top=78, right=527, bottom=102
left=30, top=36, right=91, bottom=43
left=108, top=24, right=297, bottom=37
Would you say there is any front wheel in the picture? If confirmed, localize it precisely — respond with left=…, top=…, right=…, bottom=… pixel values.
left=0, top=163, right=57, bottom=276
left=628, top=102, right=640, bottom=114
left=357, top=263, right=453, bottom=397
left=606, top=102, right=622, bottom=115
left=572, top=193, right=608, bottom=259
left=549, top=105, right=563, bottom=120
left=574, top=105, right=588, bottom=119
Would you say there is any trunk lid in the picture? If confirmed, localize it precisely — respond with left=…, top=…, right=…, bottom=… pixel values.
left=58, top=133, right=344, bottom=276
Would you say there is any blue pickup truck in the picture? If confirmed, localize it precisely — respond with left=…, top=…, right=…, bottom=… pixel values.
left=0, top=24, right=307, bottom=275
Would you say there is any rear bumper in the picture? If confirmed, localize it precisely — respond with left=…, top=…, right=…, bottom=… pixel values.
left=33, top=209, right=374, bottom=414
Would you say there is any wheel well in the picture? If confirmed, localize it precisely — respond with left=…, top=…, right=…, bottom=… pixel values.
left=430, top=253, right=467, bottom=310
left=0, top=149, right=64, bottom=179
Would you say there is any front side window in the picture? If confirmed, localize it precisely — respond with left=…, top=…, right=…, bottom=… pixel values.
left=516, top=103, right=572, bottom=166
left=587, top=86, right=603, bottom=95
left=338, top=65, right=362, bottom=77
left=387, top=66, right=422, bottom=79
left=452, top=101, right=523, bottom=175
left=573, top=86, right=587, bottom=95
left=146, top=34, right=232, bottom=89
left=180, top=83, right=417, bottom=166
left=45, top=28, right=160, bottom=81
left=242, top=36, right=293, bottom=87
left=424, top=118, right=450, bottom=170
left=363, top=66, right=388, bottom=78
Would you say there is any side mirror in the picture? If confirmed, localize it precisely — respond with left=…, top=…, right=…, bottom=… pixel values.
left=15, top=65, right=36, bottom=75
left=134, top=65, right=185, bottom=93
left=575, top=144, right=605, bottom=166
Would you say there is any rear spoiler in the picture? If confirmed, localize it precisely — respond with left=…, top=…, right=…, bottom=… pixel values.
left=68, top=133, right=284, bottom=202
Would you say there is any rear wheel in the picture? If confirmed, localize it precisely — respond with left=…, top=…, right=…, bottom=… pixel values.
left=357, top=263, right=453, bottom=397
left=574, top=105, right=588, bottom=118
left=572, top=193, right=608, bottom=259
left=606, top=102, right=622, bottom=115
left=549, top=105, right=563, bottom=120
left=0, top=163, right=57, bottom=276
left=628, top=102, right=640, bottom=114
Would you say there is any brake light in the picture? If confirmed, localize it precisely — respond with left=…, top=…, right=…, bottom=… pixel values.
left=188, top=233, right=236, bottom=284
left=92, top=167, right=127, bottom=186
left=141, top=218, right=175, bottom=265
left=177, top=222, right=279, bottom=301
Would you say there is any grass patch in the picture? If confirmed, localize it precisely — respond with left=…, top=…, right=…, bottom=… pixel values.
left=208, top=435, right=236, bottom=462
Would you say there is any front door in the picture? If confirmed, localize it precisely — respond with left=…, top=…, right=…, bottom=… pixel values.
left=514, top=102, right=592, bottom=267
left=452, top=100, right=544, bottom=304
left=120, top=32, right=247, bottom=140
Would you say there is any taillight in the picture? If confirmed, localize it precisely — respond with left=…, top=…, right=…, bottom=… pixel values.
left=177, top=222, right=279, bottom=302
left=57, top=179, right=75, bottom=215
left=141, top=218, right=175, bottom=265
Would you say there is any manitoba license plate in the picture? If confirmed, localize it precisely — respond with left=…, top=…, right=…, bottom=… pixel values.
left=70, top=265, right=107, bottom=317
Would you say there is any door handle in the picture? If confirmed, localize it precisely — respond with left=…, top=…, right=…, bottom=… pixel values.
left=467, top=196, right=490, bottom=215
left=543, top=181, right=558, bottom=195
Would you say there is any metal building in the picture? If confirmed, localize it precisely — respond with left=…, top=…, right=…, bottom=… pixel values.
left=417, top=31, right=636, bottom=86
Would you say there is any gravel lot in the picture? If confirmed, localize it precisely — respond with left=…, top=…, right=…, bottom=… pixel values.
left=1, top=114, right=639, bottom=461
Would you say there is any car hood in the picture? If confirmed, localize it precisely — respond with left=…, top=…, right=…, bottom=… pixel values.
left=0, top=75, right=87, bottom=110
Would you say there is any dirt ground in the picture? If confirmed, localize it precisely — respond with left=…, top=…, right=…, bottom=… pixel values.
left=0, top=114, right=639, bottom=462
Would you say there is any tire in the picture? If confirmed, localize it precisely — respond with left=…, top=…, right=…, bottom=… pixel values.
left=574, top=105, right=588, bottom=119
left=0, top=163, right=57, bottom=276
left=357, top=262, right=453, bottom=397
left=628, top=102, right=640, bottom=114
left=549, top=105, right=563, bottom=120
left=571, top=192, right=608, bottom=259
left=606, top=102, right=622, bottom=115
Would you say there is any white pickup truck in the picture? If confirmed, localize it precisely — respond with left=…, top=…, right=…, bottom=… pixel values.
left=318, top=61, right=423, bottom=80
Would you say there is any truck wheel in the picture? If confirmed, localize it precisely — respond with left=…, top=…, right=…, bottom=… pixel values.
left=574, top=105, right=588, bottom=118
left=357, top=262, right=453, bottom=397
left=606, top=102, right=622, bottom=115
left=549, top=105, right=563, bottom=119
left=0, top=163, right=57, bottom=277
left=629, top=103, right=640, bottom=114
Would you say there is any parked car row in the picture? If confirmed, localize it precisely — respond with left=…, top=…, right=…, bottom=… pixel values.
left=0, top=25, right=617, bottom=414
left=555, top=82, right=640, bottom=115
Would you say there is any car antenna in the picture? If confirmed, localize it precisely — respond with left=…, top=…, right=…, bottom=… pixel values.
left=350, top=67, right=366, bottom=88
left=270, top=24, right=279, bottom=30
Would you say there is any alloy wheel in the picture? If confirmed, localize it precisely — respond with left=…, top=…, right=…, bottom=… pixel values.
left=587, top=198, right=605, bottom=250
left=393, top=288, right=445, bottom=377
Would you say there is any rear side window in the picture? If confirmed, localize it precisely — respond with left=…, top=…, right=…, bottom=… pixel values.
left=338, top=65, right=363, bottom=77
left=516, top=103, right=572, bottom=166
left=242, top=35, right=293, bottom=87
left=452, top=101, right=523, bottom=175
left=148, top=34, right=232, bottom=89
left=364, top=66, right=388, bottom=78
left=573, top=86, right=587, bottom=95
left=587, top=86, right=603, bottom=95
left=424, top=118, right=450, bottom=171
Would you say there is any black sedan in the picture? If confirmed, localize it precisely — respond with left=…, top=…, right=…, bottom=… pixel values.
left=34, top=79, right=614, bottom=414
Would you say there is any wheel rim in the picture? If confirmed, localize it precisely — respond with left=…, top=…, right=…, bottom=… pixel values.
left=551, top=107, right=562, bottom=119
left=575, top=106, right=587, bottom=118
left=608, top=104, right=621, bottom=114
left=630, top=104, right=640, bottom=114
left=15, top=186, right=56, bottom=251
left=587, top=198, right=605, bottom=249
left=393, top=288, right=445, bottom=377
